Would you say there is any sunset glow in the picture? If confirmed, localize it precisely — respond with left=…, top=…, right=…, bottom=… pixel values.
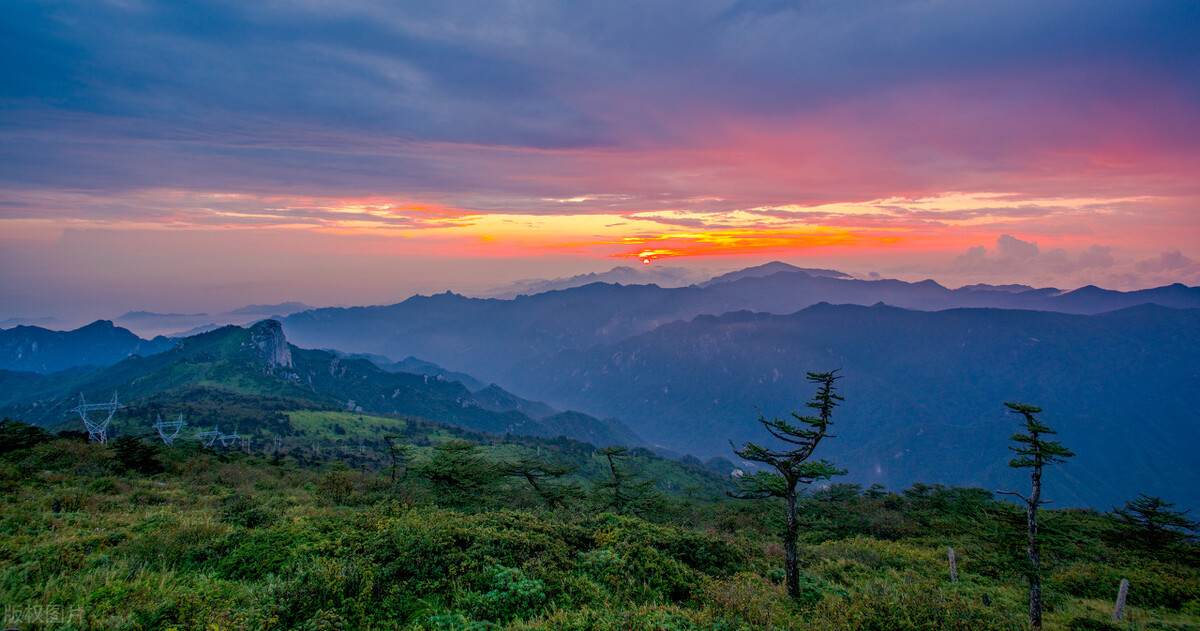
left=2, top=1, right=1198, bottom=323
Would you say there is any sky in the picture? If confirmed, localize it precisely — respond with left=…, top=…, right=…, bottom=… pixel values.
left=2, top=0, right=1199, bottom=324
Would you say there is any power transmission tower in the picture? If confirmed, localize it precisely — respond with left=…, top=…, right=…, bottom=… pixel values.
left=217, top=428, right=240, bottom=448
left=152, top=413, right=187, bottom=446
left=196, top=426, right=222, bottom=447
left=70, top=392, right=124, bottom=444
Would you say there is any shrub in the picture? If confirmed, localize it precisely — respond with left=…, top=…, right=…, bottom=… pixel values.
left=585, top=513, right=744, bottom=576
left=220, top=491, right=277, bottom=528
left=218, top=524, right=316, bottom=581
left=702, top=573, right=796, bottom=627
left=121, top=515, right=233, bottom=572
left=1065, top=618, right=1122, bottom=631
left=464, top=565, right=548, bottom=623
left=268, top=555, right=377, bottom=628
left=578, top=544, right=704, bottom=603
left=111, top=435, right=164, bottom=474
left=812, top=578, right=1024, bottom=631
left=0, top=418, right=51, bottom=456
left=1050, top=561, right=1200, bottom=609
left=317, top=470, right=358, bottom=505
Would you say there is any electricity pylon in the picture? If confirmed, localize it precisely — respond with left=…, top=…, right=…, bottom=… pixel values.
left=152, top=413, right=187, bottom=446
left=70, top=392, right=124, bottom=444
left=196, top=426, right=222, bottom=447
left=217, top=428, right=240, bottom=448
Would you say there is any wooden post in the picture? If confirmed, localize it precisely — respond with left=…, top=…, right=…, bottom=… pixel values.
left=1113, top=578, right=1129, bottom=621
left=948, top=547, right=958, bottom=583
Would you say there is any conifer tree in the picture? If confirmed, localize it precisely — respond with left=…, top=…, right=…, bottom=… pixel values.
left=416, top=440, right=501, bottom=507
left=383, top=434, right=410, bottom=483
left=504, top=456, right=581, bottom=509
left=731, top=370, right=846, bottom=600
left=1114, top=494, right=1198, bottom=552
left=594, top=446, right=660, bottom=514
left=998, top=402, right=1074, bottom=631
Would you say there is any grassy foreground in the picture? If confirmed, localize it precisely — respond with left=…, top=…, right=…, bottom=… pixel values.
left=1, top=420, right=1197, bottom=630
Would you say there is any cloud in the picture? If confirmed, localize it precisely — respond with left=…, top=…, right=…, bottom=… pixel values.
left=996, top=234, right=1042, bottom=260
left=941, top=236, right=1197, bottom=289
left=2, top=0, right=1197, bottom=201
left=2, top=0, right=1199, bottom=317
left=1137, top=249, right=1197, bottom=273
left=950, top=235, right=1120, bottom=280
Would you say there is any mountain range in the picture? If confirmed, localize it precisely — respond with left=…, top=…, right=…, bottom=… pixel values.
left=277, top=268, right=1200, bottom=389
left=112, top=301, right=316, bottom=337
left=3, top=262, right=1197, bottom=510
left=516, top=302, right=1200, bottom=511
left=0, top=320, right=640, bottom=448
left=0, top=319, right=174, bottom=373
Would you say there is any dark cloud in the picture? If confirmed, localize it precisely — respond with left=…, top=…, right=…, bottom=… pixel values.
left=2, top=0, right=1197, bottom=198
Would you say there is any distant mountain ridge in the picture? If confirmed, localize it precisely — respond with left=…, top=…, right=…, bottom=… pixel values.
left=698, top=261, right=851, bottom=286
left=0, top=320, right=174, bottom=374
left=278, top=271, right=1200, bottom=390
left=112, top=301, right=317, bottom=337
left=479, top=265, right=710, bottom=298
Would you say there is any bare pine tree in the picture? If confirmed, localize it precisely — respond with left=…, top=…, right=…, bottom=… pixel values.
left=504, top=456, right=581, bottom=509
left=732, top=370, right=846, bottom=600
left=998, top=402, right=1074, bottom=631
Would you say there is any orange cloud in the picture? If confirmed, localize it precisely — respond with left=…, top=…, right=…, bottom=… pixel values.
left=611, top=229, right=901, bottom=260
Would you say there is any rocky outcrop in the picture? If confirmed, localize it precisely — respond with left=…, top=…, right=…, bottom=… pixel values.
left=249, top=320, right=293, bottom=370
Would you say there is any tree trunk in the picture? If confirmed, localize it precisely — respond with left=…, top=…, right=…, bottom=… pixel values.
left=1028, top=466, right=1043, bottom=630
left=784, top=486, right=800, bottom=599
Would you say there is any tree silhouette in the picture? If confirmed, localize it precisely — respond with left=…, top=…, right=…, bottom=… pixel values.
left=731, top=370, right=846, bottom=600
left=594, top=446, right=660, bottom=514
left=998, top=402, right=1074, bottom=631
left=504, top=456, right=581, bottom=509
left=1114, top=494, right=1198, bottom=552
left=416, top=440, right=501, bottom=507
left=383, top=434, right=410, bottom=483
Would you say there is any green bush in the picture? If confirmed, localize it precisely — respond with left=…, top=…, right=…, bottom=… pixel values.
left=585, top=513, right=744, bottom=576
left=111, top=435, right=164, bottom=474
left=812, top=577, right=1024, bottom=631
left=579, top=544, right=704, bottom=603
left=268, top=555, right=377, bottom=628
left=218, top=524, right=316, bottom=580
left=1050, top=561, right=1200, bottom=609
left=0, top=418, right=51, bottom=456
left=219, top=491, right=277, bottom=528
left=464, top=565, right=548, bottom=623
left=702, top=573, right=796, bottom=627
left=1065, top=618, right=1122, bottom=631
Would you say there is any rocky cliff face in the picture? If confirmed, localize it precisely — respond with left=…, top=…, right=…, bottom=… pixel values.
left=249, top=320, right=293, bottom=370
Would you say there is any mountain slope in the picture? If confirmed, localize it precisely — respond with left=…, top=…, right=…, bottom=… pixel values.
left=514, top=303, right=1200, bottom=511
left=0, top=321, right=643, bottom=448
left=0, top=320, right=175, bottom=373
